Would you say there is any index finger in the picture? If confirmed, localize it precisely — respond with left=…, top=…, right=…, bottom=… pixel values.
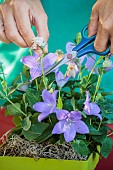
left=14, top=7, right=35, bottom=47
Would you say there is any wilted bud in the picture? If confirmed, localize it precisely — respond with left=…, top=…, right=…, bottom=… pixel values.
left=103, top=58, right=112, bottom=68
left=55, top=50, right=64, bottom=62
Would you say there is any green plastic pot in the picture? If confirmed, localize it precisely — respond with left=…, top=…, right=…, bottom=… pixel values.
left=0, top=152, right=99, bottom=170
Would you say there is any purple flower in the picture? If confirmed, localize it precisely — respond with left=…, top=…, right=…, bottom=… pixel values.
left=33, top=89, right=58, bottom=122
left=21, top=52, right=57, bottom=80
left=84, top=91, right=102, bottom=121
left=66, top=42, right=76, bottom=53
left=85, top=55, right=98, bottom=73
left=55, top=71, right=70, bottom=88
left=52, top=110, right=89, bottom=142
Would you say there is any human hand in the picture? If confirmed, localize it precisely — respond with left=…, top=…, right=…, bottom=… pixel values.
left=0, top=0, right=49, bottom=53
left=88, top=0, right=113, bottom=54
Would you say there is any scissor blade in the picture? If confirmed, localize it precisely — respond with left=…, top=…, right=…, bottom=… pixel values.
left=45, top=56, right=68, bottom=75
left=45, top=51, right=77, bottom=75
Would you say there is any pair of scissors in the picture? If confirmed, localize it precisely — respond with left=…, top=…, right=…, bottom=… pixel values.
left=45, top=25, right=110, bottom=75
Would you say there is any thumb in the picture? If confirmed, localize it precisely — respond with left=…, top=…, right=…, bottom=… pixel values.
left=88, top=6, right=99, bottom=37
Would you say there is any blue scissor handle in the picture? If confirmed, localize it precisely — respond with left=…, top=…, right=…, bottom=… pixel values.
left=72, top=25, right=110, bottom=57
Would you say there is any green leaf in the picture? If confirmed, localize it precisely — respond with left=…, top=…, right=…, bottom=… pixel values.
left=74, top=32, right=82, bottom=45
left=60, top=134, right=65, bottom=144
left=92, top=135, right=107, bottom=144
left=31, top=113, right=40, bottom=124
left=26, top=89, right=42, bottom=107
left=72, top=140, right=90, bottom=156
left=63, top=99, right=73, bottom=112
left=76, top=134, right=86, bottom=140
left=22, top=123, right=49, bottom=141
left=11, top=74, right=21, bottom=86
left=46, top=72, right=55, bottom=85
left=101, top=91, right=113, bottom=96
left=82, top=74, right=98, bottom=89
left=103, top=119, right=113, bottom=124
left=64, top=80, right=80, bottom=89
left=1, top=80, right=7, bottom=93
left=13, top=116, right=21, bottom=127
left=71, top=97, right=76, bottom=110
left=88, top=125, right=102, bottom=135
left=6, top=103, right=23, bottom=116
left=36, top=124, right=54, bottom=143
left=0, top=77, right=3, bottom=82
left=23, top=65, right=30, bottom=79
left=101, top=137, right=113, bottom=158
left=39, top=78, right=45, bottom=90
left=21, top=115, right=31, bottom=131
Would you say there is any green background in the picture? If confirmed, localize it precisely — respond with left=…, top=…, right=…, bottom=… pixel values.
left=0, top=0, right=113, bottom=98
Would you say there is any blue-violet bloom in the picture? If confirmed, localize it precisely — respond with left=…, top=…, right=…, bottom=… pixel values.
left=33, top=89, right=58, bottom=122
left=55, top=71, right=70, bottom=88
left=52, top=110, right=89, bottom=142
left=84, top=91, right=102, bottom=121
left=21, top=52, right=57, bottom=80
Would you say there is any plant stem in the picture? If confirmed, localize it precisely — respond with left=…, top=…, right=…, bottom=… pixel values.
left=41, top=55, right=47, bottom=89
left=92, top=71, right=103, bottom=102
left=1, top=66, right=6, bottom=81
left=107, top=132, right=113, bottom=137
left=85, top=57, right=104, bottom=89
left=0, top=64, right=9, bottom=96
left=35, top=79, right=38, bottom=91
left=20, top=72, right=23, bottom=83
left=0, top=90, right=26, bottom=117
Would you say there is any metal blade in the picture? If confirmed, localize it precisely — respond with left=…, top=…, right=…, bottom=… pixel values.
left=45, top=51, right=78, bottom=75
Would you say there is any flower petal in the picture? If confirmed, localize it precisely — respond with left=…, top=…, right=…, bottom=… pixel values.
left=21, top=55, right=39, bottom=68
left=66, top=42, right=75, bottom=53
left=80, top=55, right=87, bottom=64
left=69, top=111, right=82, bottom=121
left=44, top=53, right=57, bottom=69
left=33, top=102, right=52, bottom=113
left=84, top=102, right=102, bottom=120
left=38, top=112, right=51, bottom=122
left=52, top=120, right=67, bottom=134
left=64, top=124, right=76, bottom=142
left=42, top=89, right=55, bottom=104
left=52, top=90, right=58, bottom=103
left=89, top=103, right=100, bottom=114
left=30, top=67, right=42, bottom=80
left=74, top=120, right=89, bottom=134
left=56, top=71, right=64, bottom=82
left=85, top=91, right=90, bottom=103
left=85, top=55, right=96, bottom=71
left=56, top=72, right=70, bottom=88
left=56, top=109, right=68, bottom=120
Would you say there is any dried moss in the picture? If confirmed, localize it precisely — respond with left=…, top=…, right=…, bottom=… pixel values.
left=0, top=135, right=88, bottom=160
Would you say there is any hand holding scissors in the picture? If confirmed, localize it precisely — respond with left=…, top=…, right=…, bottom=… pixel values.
left=45, top=25, right=110, bottom=75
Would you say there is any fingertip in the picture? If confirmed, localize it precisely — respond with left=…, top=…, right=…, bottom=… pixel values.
left=35, top=49, right=42, bottom=55
left=88, top=22, right=98, bottom=37
left=44, top=44, right=48, bottom=53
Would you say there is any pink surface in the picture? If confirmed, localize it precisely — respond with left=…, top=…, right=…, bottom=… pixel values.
left=0, top=108, right=113, bottom=170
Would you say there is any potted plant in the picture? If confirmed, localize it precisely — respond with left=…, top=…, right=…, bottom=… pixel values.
left=0, top=33, right=113, bottom=170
